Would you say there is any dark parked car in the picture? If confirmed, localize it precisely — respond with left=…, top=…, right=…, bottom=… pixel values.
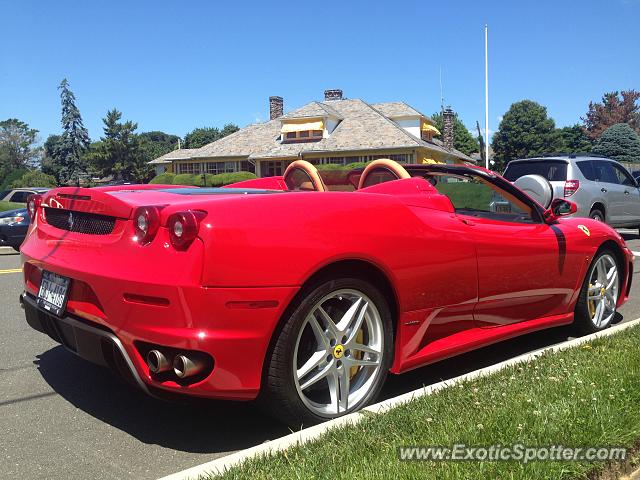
left=0, top=208, right=29, bottom=251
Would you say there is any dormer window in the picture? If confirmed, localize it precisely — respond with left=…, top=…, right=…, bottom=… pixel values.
left=281, top=120, right=324, bottom=143
left=421, top=121, right=440, bottom=142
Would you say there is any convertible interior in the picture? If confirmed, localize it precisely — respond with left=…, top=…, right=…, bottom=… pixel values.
left=279, top=158, right=540, bottom=223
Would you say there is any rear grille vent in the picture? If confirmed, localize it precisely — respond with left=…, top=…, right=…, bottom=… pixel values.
left=44, top=208, right=116, bottom=235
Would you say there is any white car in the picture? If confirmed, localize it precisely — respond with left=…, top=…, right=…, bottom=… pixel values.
left=0, top=188, right=50, bottom=204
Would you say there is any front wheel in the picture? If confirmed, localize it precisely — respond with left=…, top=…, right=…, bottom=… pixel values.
left=589, top=209, right=604, bottom=222
left=574, top=250, right=620, bottom=335
left=261, top=277, right=393, bottom=427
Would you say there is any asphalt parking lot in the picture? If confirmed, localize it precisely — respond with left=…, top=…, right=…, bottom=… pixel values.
left=1, top=232, right=640, bottom=480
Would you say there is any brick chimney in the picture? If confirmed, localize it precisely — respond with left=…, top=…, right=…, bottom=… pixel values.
left=324, top=89, right=343, bottom=101
left=442, top=107, right=455, bottom=151
left=269, top=96, right=283, bottom=120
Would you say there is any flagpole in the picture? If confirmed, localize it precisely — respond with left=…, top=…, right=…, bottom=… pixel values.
left=484, top=24, right=489, bottom=170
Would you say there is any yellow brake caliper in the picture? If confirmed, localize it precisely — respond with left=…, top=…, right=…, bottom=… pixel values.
left=350, top=329, right=364, bottom=378
left=588, top=283, right=595, bottom=317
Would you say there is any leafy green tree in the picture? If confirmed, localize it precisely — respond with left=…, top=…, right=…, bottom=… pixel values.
left=492, top=100, right=562, bottom=169
left=183, top=123, right=239, bottom=149
left=582, top=90, right=640, bottom=139
left=94, top=109, right=149, bottom=182
left=431, top=112, right=479, bottom=156
left=592, top=123, right=640, bottom=163
left=139, top=131, right=180, bottom=163
left=56, top=79, right=90, bottom=185
left=0, top=119, right=41, bottom=180
left=10, top=170, right=57, bottom=188
left=557, top=124, right=593, bottom=153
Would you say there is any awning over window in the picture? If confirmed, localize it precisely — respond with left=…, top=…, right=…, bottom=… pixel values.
left=421, top=157, right=438, bottom=164
left=281, top=120, right=324, bottom=133
left=421, top=123, right=441, bottom=135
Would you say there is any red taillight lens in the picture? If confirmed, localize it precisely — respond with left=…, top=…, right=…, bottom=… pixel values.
left=167, top=211, right=205, bottom=250
left=564, top=179, right=579, bottom=197
left=26, top=194, right=42, bottom=221
left=133, top=206, right=161, bottom=244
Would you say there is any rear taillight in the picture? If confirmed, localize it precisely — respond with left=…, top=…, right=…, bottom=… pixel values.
left=564, top=179, right=580, bottom=197
left=133, top=206, right=161, bottom=245
left=167, top=211, right=206, bottom=250
left=26, top=194, right=42, bottom=221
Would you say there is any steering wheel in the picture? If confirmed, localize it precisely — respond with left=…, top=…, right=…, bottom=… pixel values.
left=357, top=159, right=411, bottom=189
left=283, top=160, right=327, bottom=192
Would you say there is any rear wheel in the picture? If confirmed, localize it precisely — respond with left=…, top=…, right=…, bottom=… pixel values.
left=261, top=277, right=393, bottom=427
left=589, top=209, right=604, bottom=222
left=574, top=250, right=620, bottom=334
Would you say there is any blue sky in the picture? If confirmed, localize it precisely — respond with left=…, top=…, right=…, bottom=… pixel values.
left=1, top=0, right=639, bottom=143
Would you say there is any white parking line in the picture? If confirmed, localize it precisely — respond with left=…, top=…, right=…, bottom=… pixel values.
left=158, top=318, right=640, bottom=480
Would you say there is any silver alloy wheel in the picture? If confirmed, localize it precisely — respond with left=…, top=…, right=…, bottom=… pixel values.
left=293, top=289, right=384, bottom=417
left=587, top=254, right=619, bottom=328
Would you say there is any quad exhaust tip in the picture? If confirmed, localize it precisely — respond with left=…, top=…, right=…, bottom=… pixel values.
left=146, top=350, right=170, bottom=374
left=173, top=354, right=204, bottom=379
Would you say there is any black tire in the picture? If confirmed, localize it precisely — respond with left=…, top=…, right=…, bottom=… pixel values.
left=574, top=249, right=619, bottom=335
left=260, top=277, right=393, bottom=428
left=589, top=209, right=604, bottom=222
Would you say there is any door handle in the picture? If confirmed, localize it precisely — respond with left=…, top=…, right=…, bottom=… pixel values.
left=601, top=188, right=607, bottom=193
left=460, top=218, right=476, bottom=226
left=625, top=190, right=630, bottom=195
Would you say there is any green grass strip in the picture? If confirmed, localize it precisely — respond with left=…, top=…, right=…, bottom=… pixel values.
left=0, top=201, right=23, bottom=212
left=209, top=325, right=640, bottom=480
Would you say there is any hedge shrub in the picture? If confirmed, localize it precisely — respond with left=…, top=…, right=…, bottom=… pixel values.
left=149, top=171, right=257, bottom=187
left=172, top=173, right=200, bottom=186
left=149, top=172, right=176, bottom=184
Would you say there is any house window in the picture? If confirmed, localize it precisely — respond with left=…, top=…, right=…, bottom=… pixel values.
left=240, top=161, right=256, bottom=173
left=261, top=161, right=288, bottom=177
left=178, top=162, right=201, bottom=174
left=421, top=131, right=433, bottom=142
left=282, top=130, right=323, bottom=143
left=205, top=161, right=239, bottom=174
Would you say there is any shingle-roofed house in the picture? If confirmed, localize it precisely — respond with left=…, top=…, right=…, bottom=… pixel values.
left=152, top=90, right=475, bottom=177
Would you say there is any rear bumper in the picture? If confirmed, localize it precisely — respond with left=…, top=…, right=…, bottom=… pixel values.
left=21, top=268, right=299, bottom=400
left=21, top=292, right=152, bottom=395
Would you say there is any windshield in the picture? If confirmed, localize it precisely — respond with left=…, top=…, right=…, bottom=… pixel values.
left=503, top=161, right=567, bottom=182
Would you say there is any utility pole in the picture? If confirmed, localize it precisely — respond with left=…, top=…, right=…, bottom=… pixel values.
left=484, top=24, right=490, bottom=170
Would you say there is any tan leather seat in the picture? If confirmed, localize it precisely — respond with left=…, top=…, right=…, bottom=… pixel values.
left=283, top=160, right=327, bottom=192
left=357, top=159, right=411, bottom=189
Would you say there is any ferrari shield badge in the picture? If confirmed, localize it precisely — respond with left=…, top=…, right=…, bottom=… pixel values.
left=578, top=225, right=590, bottom=237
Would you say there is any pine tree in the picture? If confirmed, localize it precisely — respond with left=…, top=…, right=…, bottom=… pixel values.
left=592, top=123, right=640, bottom=163
left=57, top=79, right=90, bottom=185
left=96, top=109, right=148, bottom=182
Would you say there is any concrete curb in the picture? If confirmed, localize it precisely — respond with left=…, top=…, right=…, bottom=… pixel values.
left=158, top=317, right=640, bottom=480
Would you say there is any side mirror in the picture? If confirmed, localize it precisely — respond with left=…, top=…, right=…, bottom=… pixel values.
left=544, top=198, right=577, bottom=223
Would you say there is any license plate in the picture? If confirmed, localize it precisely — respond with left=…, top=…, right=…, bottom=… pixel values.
left=37, top=270, right=71, bottom=317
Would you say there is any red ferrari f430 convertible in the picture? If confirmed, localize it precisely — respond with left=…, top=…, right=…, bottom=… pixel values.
left=20, top=159, right=634, bottom=425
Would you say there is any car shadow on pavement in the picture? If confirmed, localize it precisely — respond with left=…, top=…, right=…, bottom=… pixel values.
left=621, top=232, right=639, bottom=242
left=34, top=313, right=623, bottom=454
left=34, top=346, right=290, bottom=454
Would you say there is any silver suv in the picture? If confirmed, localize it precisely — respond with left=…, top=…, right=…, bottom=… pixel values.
left=503, top=155, right=640, bottom=229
